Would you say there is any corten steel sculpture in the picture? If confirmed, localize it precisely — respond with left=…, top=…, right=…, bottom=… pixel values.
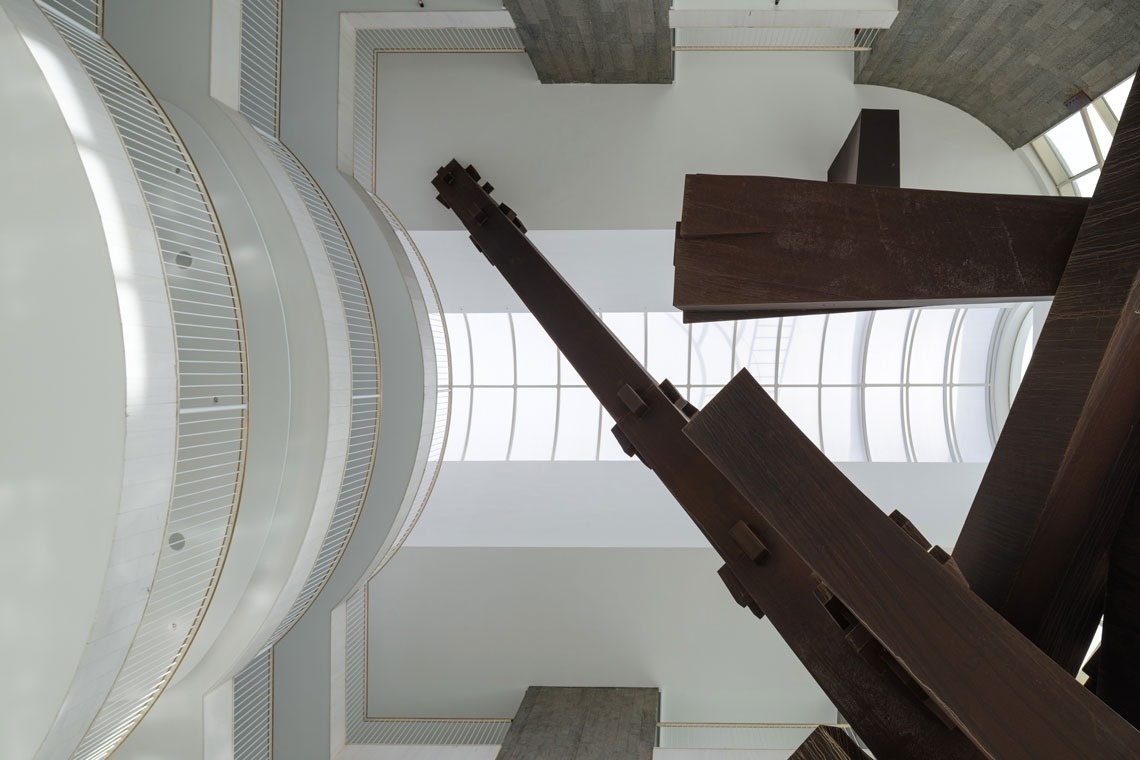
left=433, top=150, right=1140, bottom=758
left=673, top=70, right=1140, bottom=728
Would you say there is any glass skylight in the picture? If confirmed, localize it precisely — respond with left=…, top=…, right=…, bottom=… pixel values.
left=1031, top=74, right=1134, bottom=197
left=1104, top=75, right=1135, bottom=121
left=444, top=307, right=1023, bottom=463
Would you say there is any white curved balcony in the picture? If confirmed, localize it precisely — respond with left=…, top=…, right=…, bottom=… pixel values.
left=228, top=0, right=382, bottom=651
left=6, top=2, right=249, bottom=757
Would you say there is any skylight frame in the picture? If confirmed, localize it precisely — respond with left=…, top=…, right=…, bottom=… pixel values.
left=1031, top=75, right=1134, bottom=197
left=444, top=307, right=1016, bottom=464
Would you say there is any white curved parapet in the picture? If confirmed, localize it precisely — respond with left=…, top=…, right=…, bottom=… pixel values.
left=1, top=1, right=171, bottom=757
left=16, top=3, right=249, bottom=758
left=229, top=0, right=380, bottom=654
left=363, top=194, right=450, bottom=579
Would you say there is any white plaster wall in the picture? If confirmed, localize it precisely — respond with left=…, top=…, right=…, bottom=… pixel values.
left=408, top=462, right=983, bottom=550
left=0, top=3, right=125, bottom=756
left=273, top=1, right=439, bottom=758
left=367, top=547, right=836, bottom=724
left=374, top=51, right=1041, bottom=232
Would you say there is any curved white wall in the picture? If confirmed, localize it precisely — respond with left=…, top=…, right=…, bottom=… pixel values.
left=92, top=5, right=362, bottom=757
left=0, top=3, right=125, bottom=757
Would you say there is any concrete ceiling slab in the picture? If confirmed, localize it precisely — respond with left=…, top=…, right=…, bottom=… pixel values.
left=504, top=0, right=673, bottom=83
left=856, top=0, right=1140, bottom=147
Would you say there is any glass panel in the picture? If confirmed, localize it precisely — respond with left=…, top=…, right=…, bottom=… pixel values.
left=1045, top=111, right=1096, bottom=176
left=865, top=310, right=912, bottom=384
left=740, top=319, right=780, bottom=384
left=446, top=313, right=472, bottom=386
left=1104, top=75, right=1135, bottom=120
left=1088, top=108, right=1114, bottom=159
left=1009, top=310, right=1035, bottom=401
left=690, top=322, right=735, bottom=387
left=602, top=312, right=646, bottom=363
left=512, top=312, right=558, bottom=386
left=466, top=313, right=514, bottom=386
left=443, top=386, right=471, bottom=461
left=952, top=386, right=993, bottom=462
left=821, top=387, right=864, bottom=461
left=865, top=387, right=907, bottom=461
left=464, top=387, right=513, bottom=460
left=509, top=388, right=557, bottom=460
left=908, top=387, right=952, bottom=462
left=778, top=314, right=826, bottom=385
left=908, top=309, right=956, bottom=384
left=777, top=387, right=820, bottom=447
left=821, top=313, right=864, bottom=385
left=646, top=311, right=690, bottom=384
left=1074, top=168, right=1101, bottom=197
left=687, top=385, right=719, bottom=410
left=953, top=308, right=1001, bottom=383
left=555, top=387, right=601, bottom=460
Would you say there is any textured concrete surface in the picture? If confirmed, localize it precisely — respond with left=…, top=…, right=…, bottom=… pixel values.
left=857, top=1, right=1140, bottom=147
left=504, top=0, right=672, bottom=83
left=497, top=686, right=659, bottom=760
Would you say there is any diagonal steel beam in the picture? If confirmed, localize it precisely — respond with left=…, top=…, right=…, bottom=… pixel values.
left=687, top=370, right=1140, bottom=760
left=434, top=159, right=984, bottom=760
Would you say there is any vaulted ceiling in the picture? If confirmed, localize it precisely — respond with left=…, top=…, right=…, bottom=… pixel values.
left=857, top=0, right=1140, bottom=146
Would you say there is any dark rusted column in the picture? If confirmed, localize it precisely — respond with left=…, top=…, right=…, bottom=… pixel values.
left=686, top=370, right=1140, bottom=760
left=1100, top=495, right=1140, bottom=729
left=828, top=108, right=900, bottom=187
left=672, top=175, right=1086, bottom=321
left=954, top=73, right=1140, bottom=672
left=433, top=159, right=983, bottom=760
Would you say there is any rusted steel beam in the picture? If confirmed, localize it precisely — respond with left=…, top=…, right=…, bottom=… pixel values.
left=672, top=175, right=1086, bottom=319
left=828, top=108, right=900, bottom=187
left=433, top=159, right=982, bottom=760
left=1100, top=493, right=1140, bottom=730
left=788, top=725, right=866, bottom=760
left=686, top=369, right=1140, bottom=760
left=954, top=72, right=1140, bottom=671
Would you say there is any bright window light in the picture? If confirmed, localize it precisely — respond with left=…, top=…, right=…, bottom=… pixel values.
left=443, top=305, right=1017, bottom=464
left=1104, top=75, right=1135, bottom=120
left=1045, top=111, right=1097, bottom=176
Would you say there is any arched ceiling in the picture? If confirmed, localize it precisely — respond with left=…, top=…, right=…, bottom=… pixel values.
left=856, top=0, right=1140, bottom=147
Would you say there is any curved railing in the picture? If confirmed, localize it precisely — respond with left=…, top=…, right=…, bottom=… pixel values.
left=233, top=649, right=273, bottom=760
left=39, top=0, right=99, bottom=33
left=366, top=193, right=451, bottom=577
left=262, top=139, right=381, bottom=643
left=342, top=589, right=509, bottom=744
left=232, top=0, right=382, bottom=649
left=40, top=7, right=248, bottom=758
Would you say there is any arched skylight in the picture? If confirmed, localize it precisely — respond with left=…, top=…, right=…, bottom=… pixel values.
left=1031, top=74, right=1134, bottom=197
left=444, top=306, right=1026, bottom=463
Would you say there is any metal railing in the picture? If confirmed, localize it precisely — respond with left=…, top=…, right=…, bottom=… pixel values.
left=356, top=26, right=523, bottom=54
left=38, top=0, right=100, bottom=33
left=238, top=0, right=280, bottom=136
left=264, top=139, right=381, bottom=643
left=233, top=650, right=273, bottom=760
left=367, top=194, right=450, bottom=577
left=344, top=590, right=508, bottom=745
left=42, top=7, right=248, bottom=759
